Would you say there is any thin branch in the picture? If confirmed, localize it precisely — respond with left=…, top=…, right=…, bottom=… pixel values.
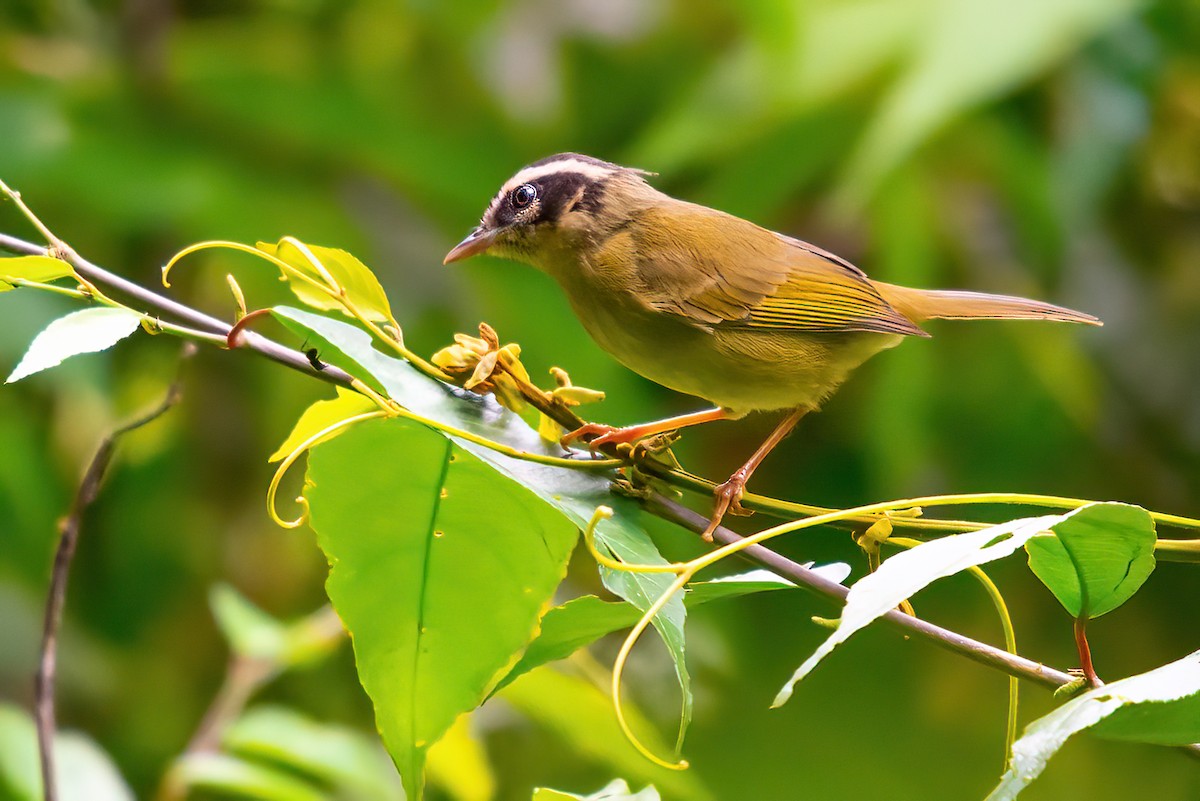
left=36, top=346, right=193, bottom=801
left=645, top=495, right=1072, bottom=689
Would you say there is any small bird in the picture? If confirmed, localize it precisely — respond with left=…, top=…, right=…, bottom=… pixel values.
left=445, top=154, right=1100, bottom=539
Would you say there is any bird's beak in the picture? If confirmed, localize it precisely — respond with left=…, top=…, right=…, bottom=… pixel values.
left=443, top=228, right=497, bottom=264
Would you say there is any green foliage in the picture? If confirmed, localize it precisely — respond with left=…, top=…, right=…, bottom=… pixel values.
left=305, top=417, right=579, bottom=798
left=6, top=307, right=142, bottom=383
left=1025, top=503, right=1156, bottom=619
left=2, top=1, right=1199, bottom=799
left=988, top=649, right=1200, bottom=800
left=257, top=238, right=395, bottom=324
left=774, top=503, right=1141, bottom=706
left=0, top=255, right=72, bottom=290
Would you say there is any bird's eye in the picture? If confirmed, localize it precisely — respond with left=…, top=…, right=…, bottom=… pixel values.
left=511, top=183, right=537, bottom=209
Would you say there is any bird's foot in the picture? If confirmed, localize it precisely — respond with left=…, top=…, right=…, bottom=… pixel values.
left=701, top=471, right=755, bottom=541
left=560, top=422, right=649, bottom=450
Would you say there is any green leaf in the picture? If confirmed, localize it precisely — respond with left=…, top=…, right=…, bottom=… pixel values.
left=223, top=706, right=403, bottom=800
left=1025, top=502, right=1156, bottom=619
left=533, top=780, right=660, bottom=801
left=0, top=704, right=133, bottom=801
left=175, top=752, right=327, bottom=801
left=258, top=238, right=393, bottom=322
left=304, top=416, right=578, bottom=800
left=274, top=307, right=693, bottom=748
left=0, top=255, right=73, bottom=291
left=209, top=585, right=342, bottom=669
left=6, top=307, right=142, bottom=383
left=773, top=504, right=1129, bottom=707
left=269, top=386, right=377, bottom=462
left=500, top=669, right=706, bottom=801
left=494, top=565, right=851, bottom=695
left=986, top=648, right=1200, bottom=800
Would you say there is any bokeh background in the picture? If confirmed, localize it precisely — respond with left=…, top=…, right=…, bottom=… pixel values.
left=2, top=0, right=1199, bottom=799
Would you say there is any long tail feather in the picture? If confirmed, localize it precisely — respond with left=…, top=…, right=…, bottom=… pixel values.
left=874, top=282, right=1102, bottom=327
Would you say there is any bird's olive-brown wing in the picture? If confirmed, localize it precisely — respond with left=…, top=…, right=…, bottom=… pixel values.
left=627, top=203, right=925, bottom=336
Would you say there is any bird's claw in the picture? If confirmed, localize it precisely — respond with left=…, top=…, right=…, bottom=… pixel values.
left=701, top=473, right=753, bottom=541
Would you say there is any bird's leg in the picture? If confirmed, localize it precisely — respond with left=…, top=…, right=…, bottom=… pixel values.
left=702, top=407, right=809, bottom=541
left=561, top=407, right=731, bottom=449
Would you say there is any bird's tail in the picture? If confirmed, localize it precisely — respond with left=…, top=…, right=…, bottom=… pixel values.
left=873, top=282, right=1101, bottom=327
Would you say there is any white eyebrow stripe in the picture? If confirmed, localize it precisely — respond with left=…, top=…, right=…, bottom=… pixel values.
left=500, top=159, right=618, bottom=194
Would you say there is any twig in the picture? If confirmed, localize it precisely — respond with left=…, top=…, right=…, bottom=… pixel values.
left=645, top=495, right=1073, bottom=689
left=35, top=345, right=193, bottom=801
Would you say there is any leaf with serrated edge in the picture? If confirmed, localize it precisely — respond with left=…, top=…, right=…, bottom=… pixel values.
left=7, top=308, right=142, bottom=383
left=773, top=505, right=1130, bottom=707
left=1025, top=502, right=1155, bottom=619
left=273, top=307, right=694, bottom=746
left=305, top=417, right=577, bottom=799
left=986, top=649, right=1200, bottom=801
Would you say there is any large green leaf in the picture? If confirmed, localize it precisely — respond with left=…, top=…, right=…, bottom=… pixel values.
left=6, top=307, right=142, bottom=383
left=304, top=416, right=578, bottom=799
left=773, top=504, right=1129, bottom=707
left=274, top=306, right=694, bottom=742
left=1025, top=502, right=1155, bottom=619
left=986, top=648, right=1200, bottom=800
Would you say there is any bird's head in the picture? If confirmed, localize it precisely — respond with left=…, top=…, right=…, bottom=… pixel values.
left=443, top=153, right=653, bottom=269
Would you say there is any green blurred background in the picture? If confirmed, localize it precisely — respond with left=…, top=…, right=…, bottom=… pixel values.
left=1, top=0, right=1199, bottom=798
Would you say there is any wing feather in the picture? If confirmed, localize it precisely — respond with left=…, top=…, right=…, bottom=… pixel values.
left=630, top=204, right=925, bottom=337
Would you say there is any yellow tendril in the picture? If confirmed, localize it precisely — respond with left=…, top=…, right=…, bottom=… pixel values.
left=267, top=410, right=389, bottom=529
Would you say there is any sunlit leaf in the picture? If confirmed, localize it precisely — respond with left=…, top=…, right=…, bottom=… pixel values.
left=269, top=386, right=377, bottom=462
left=258, top=239, right=393, bottom=322
left=273, top=306, right=693, bottom=747
left=986, top=649, right=1200, bottom=800
left=1025, top=503, right=1156, bottom=619
left=426, top=714, right=495, bottom=801
left=500, top=669, right=706, bottom=801
left=0, top=255, right=73, bottom=291
left=773, top=505, right=1131, bottom=707
left=224, top=705, right=403, bottom=800
left=6, top=307, right=142, bottom=383
left=305, top=417, right=578, bottom=800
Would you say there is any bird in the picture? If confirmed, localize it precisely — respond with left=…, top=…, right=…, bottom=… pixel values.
left=444, top=153, right=1101, bottom=540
